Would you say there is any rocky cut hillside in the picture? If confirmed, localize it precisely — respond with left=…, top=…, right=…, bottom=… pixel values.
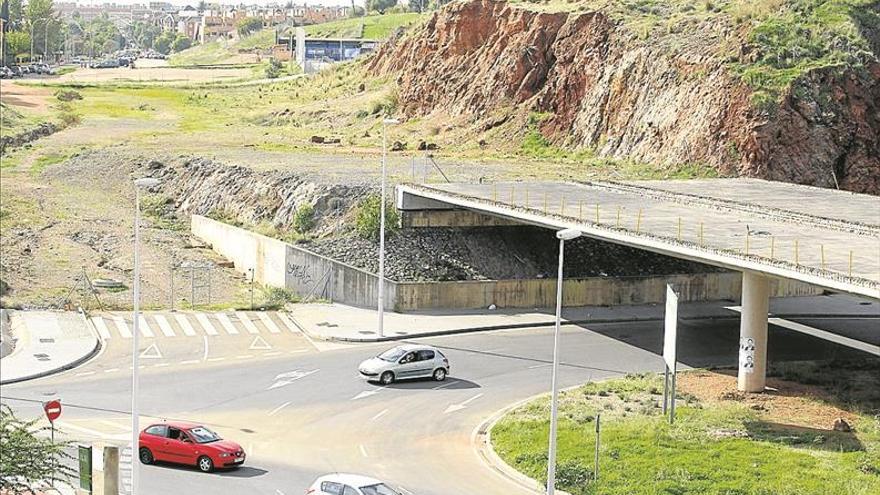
left=369, top=0, right=880, bottom=194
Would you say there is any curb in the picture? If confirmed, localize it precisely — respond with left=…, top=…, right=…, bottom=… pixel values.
left=0, top=308, right=102, bottom=385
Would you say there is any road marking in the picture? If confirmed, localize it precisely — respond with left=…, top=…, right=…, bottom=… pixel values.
left=137, top=315, right=155, bottom=338
left=180, top=360, right=199, bottom=365
left=104, top=368, right=119, bottom=373
left=444, top=393, right=484, bottom=414
left=154, top=363, right=169, bottom=367
left=216, top=313, right=239, bottom=335
left=359, top=444, right=368, bottom=458
left=174, top=314, right=196, bottom=336
left=91, top=317, right=111, bottom=339
left=267, top=369, right=319, bottom=390
left=258, top=312, right=281, bottom=334
left=352, top=390, right=380, bottom=401
left=432, top=381, right=456, bottom=390
left=153, top=314, right=176, bottom=337
left=268, top=401, right=292, bottom=417
left=235, top=354, right=253, bottom=359
left=264, top=351, right=282, bottom=356
left=202, top=336, right=209, bottom=361
left=75, top=371, right=96, bottom=377
left=528, top=363, right=552, bottom=369
left=249, top=336, right=272, bottom=350
left=276, top=312, right=300, bottom=333
left=112, top=316, right=132, bottom=339
left=237, top=312, right=260, bottom=334
left=207, top=357, right=226, bottom=362
left=195, top=313, right=219, bottom=336
left=370, top=409, right=389, bottom=421
left=140, top=343, right=162, bottom=359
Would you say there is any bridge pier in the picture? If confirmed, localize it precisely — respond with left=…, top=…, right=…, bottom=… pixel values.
left=738, top=272, right=770, bottom=392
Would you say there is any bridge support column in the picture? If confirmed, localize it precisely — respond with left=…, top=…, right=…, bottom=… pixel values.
left=738, top=272, right=770, bottom=392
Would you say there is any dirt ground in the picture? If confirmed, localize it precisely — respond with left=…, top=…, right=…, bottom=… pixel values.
left=678, top=369, right=859, bottom=430
left=52, top=60, right=252, bottom=85
left=0, top=81, right=54, bottom=113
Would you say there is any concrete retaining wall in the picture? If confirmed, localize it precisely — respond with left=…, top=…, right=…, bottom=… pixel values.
left=192, top=216, right=822, bottom=311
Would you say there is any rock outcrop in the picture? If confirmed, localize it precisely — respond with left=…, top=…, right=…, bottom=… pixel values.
left=368, top=0, right=879, bottom=194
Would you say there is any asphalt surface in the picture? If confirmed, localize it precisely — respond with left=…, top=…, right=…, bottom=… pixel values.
left=2, top=314, right=877, bottom=495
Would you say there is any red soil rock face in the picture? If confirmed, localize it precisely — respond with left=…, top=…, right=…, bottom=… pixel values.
left=369, top=0, right=879, bottom=195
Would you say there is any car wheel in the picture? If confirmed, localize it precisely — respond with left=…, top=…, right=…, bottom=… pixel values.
left=433, top=368, right=447, bottom=381
left=197, top=456, right=214, bottom=473
left=139, top=448, right=154, bottom=465
left=380, top=371, right=395, bottom=385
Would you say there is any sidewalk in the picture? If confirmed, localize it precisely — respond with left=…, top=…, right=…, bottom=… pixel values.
left=290, top=294, right=879, bottom=343
left=0, top=310, right=100, bottom=385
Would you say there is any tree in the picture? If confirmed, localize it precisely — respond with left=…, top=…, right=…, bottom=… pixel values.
left=367, top=0, right=397, bottom=13
left=8, top=0, right=23, bottom=26
left=237, top=16, right=262, bottom=37
left=153, top=30, right=175, bottom=54
left=0, top=405, right=75, bottom=494
left=5, top=30, right=30, bottom=59
left=170, top=34, right=192, bottom=53
left=197, top=0, right=206, bottom=12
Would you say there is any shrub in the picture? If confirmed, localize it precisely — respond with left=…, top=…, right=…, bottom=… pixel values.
left=292, top=203, right=315, bottom=233
left=54, top=89, right=82, bottom=102
left=265, top=58, right=282, bottom=79
left=262, top=287, right=298, bottom=309
left=355, top=194, right=399, bottom=240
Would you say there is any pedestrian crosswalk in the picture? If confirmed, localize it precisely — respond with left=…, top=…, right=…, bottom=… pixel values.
left=89, top=311, right=301, bottom=340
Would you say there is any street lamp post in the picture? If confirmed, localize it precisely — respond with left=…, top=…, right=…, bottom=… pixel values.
left=377, top=117, right=399, bottom=338
left=546, top=227, right=582, bottom=495
left=132, top=177, right=160, bottom=495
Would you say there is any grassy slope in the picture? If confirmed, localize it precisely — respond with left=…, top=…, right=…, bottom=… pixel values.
left=304, top=13, right=423, bottom=39
left=492, top=370, right=880, bottom=495
left=168, top=28, right=276, bottom=66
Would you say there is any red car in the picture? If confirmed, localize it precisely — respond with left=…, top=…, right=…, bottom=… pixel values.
left=138, top=421, right=245, bottom=472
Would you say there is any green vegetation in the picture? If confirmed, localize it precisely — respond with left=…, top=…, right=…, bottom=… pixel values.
left=169, top=28, right=276, bottom=66
left=292, top=204, right=316, bottom=234
left=492, top=367, right=880, bottom=495
left=30, top=152, right=72, bottom=176
left=305, top=13, right=423, bottom=39
left=355, top=194, right=400, bottom=240
left=0, top=404, right=75, bottom=492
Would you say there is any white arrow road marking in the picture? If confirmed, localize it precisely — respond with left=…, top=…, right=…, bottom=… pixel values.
left=153, top=314, right=176, bottom=337
left=267, top=369, right=319, bottom=390
left=175, top=314, right=196, bottom=336
left=249, top=336, right=272, bottom=350
left=91, top=317, right=111, bottom=339
left=352, top=390, right=380, bottom=401
left=444, top=393, right=484, bottom=414
left=140, top=343, right=162, bottom=359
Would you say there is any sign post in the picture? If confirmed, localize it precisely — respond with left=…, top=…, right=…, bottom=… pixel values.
left=662, top=285, right=679, bottom=424
left=43, top=399, right=62, bottom=442
left=594, top=413, right=601, bottom=481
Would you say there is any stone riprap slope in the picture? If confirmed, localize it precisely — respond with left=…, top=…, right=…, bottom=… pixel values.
left=369, top=0, right=880, bottom=194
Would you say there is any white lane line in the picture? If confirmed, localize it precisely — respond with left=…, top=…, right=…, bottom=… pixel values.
left=359, top=444, right=368, bottom=458
left=137, top=315, right=155, bottom=338
left=432, top=381, right=456, bottom=390
left=237, top=312, right=260, bottom=334
left=153, top=314, right=176, bottom=337
left=104, top=368, right=119, bottom=373
left=202, top=336, right=209, bottom=361
left=258, top=312, right=282, bottom=334
left=276, top=312, right=300, bottom=333
left=370, top=409, right=389, bottom=421
left=352, top=390, right=380, bottom=401
left=75, top=371, right=96, bottom=377
left=235, top=355, right=253, bottom=359
left=268, top=401, right=292, bottom=417
left=216, top=313, right=239, bottom=335
left=180, top=360, right=199, bottom=365
left=528, top=363, right=552, bottom=369
left=112, top=316, right=132, bottom=339
left=207, top=357, right=226, bottom=362
left=174, top=314, right=196, bottom=336
left=195, top=313, right=219, bottom=336
left=91, top=317, right=111, bottom=339
left=154, top=363, right=170, bottom=368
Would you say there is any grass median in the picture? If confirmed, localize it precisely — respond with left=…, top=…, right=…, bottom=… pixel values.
left=491, top=363, right=880, bottom=495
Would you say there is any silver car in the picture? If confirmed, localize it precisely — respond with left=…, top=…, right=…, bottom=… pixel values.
left=358, top=344, right=449, bottom=385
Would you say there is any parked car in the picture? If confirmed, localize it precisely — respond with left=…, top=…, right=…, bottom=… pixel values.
left=358, top=344, right=449, bottom=385
left=0, top=67, right=10, bottom=78
left=8, top=66, right=23, bottom=77
left=91, top=59, right=119, bottom=69
left=306, top=474, right=403, bottom=495
left=138, top=421, right=245, bottom=472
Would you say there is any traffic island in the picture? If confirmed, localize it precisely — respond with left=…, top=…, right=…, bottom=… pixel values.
left=487, top=362, right=880, bottom=495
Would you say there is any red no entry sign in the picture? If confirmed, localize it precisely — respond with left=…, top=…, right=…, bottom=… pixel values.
left=44, top=399, right=62, bottom=423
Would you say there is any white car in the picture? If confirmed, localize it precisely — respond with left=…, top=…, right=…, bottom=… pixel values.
left=358, top=344, right=449, bottom=385
left=306, top=473, right=403, bottom=495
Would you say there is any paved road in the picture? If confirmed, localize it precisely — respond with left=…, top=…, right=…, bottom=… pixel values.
left=2, top=314, right=876, bottom=495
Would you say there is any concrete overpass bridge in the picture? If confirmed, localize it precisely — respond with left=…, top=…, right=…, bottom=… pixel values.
left=397, top=179, right=880, bottom=392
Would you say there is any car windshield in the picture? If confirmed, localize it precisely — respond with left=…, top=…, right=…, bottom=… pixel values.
left=378, top=347, right=407, bottom=362
left=359, top=484, right=401, bottom=495
left=188, top=427, right=221, bottom=444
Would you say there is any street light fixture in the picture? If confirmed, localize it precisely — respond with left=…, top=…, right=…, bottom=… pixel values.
left=131, top=177, right=160, bottom=495
left=377, top=117, right=399, bottom=338
left=547, top=227, right=581, bottom=495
